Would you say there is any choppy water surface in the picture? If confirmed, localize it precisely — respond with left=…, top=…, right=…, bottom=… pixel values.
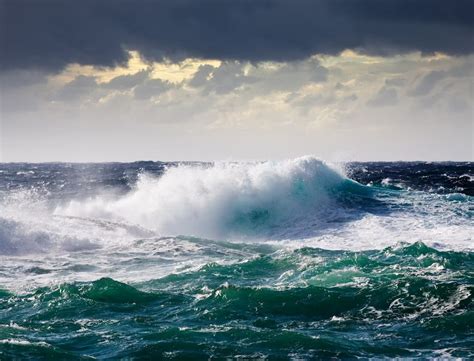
left=0, top=157, right=472, bottom=359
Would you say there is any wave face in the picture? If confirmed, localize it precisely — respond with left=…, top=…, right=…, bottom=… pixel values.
left=0, top=157, right=473, bottom=359
left=57, top=156, right=371, bottom=240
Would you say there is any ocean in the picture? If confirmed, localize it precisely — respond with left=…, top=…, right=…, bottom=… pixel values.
left=0, top=156, right=472, bottom=359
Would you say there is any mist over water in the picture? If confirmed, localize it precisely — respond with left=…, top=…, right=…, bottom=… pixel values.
left=0, top=157, right=472, bottom=359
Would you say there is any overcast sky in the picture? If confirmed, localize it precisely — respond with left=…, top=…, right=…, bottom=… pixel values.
left=1, top=0, right=473, bottom=162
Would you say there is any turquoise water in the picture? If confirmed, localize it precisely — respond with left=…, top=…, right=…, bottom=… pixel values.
left=0, top=158, right=472, bottom=359
left=1, top=242, right=473, bottom=359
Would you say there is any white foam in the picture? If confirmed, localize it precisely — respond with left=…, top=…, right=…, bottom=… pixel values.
left=0, top=157, right=472, bottom=292
left=0, top=188, right=151, bottom=255
left=0, top=156, right=472, bottom=258
left=56, top=156, right=351, bottom=240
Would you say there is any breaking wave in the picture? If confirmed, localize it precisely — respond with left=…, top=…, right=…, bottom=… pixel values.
left=0, top=156, right=471, bottom=255
left=56, top=156, right=372, bottom=239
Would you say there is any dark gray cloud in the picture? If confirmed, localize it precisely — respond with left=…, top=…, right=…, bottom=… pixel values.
left=191, top=62, right=256, bottom=94
left=1, top=0, right=473, bottom=73
left=409, top=70, right=447, bottom=97
left=103, top=70, right=150, bottom=90
left=55, top=75, right=98, bottom=101
left=188, top=65, right=216, bottom=88
left=385, top=77, right=406, bottom=87
left=367, top=86, right=398, bottom=107
left=408, top=61, right=472, bottom=97
left=133, top=79, right=171, bottom=99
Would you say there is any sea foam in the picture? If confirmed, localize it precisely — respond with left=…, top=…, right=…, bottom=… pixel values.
left=1, top=157, right=472, bottom=256
left=57, top=156, right=365, bottom=239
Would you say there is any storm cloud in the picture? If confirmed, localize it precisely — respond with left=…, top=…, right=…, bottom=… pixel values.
left=1, top=0, right=473, bottom=72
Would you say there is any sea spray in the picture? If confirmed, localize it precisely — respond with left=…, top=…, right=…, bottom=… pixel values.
left=56, top=156, right=370, bottom=239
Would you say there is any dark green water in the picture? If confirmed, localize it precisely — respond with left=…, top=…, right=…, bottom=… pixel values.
left=1, top=242, right=472, bottom=360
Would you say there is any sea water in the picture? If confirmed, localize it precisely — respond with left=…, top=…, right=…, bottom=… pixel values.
left=0, top=157, right=472, bottom=359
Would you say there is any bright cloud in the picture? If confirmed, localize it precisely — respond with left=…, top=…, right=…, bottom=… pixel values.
left=1, top=51, right=472, bottom=162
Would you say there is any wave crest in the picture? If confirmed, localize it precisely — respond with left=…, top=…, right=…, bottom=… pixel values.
left=57, top=156, right=370, bottom=239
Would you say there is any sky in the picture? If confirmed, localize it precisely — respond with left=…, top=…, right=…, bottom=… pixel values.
left=0, top=0, right=473, bottom=162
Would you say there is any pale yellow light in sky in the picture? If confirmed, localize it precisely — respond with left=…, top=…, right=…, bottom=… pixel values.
left=151, top=58, right=221, bottom=83
left=50, top=49, right=450, bottom=89
left=49, top=51, right=148, bottom=85
left=317, top=50, right=451, bottom=68
left=49, top=51, right=221, bottom=86
left=316, top=50, right=384, bottom=67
